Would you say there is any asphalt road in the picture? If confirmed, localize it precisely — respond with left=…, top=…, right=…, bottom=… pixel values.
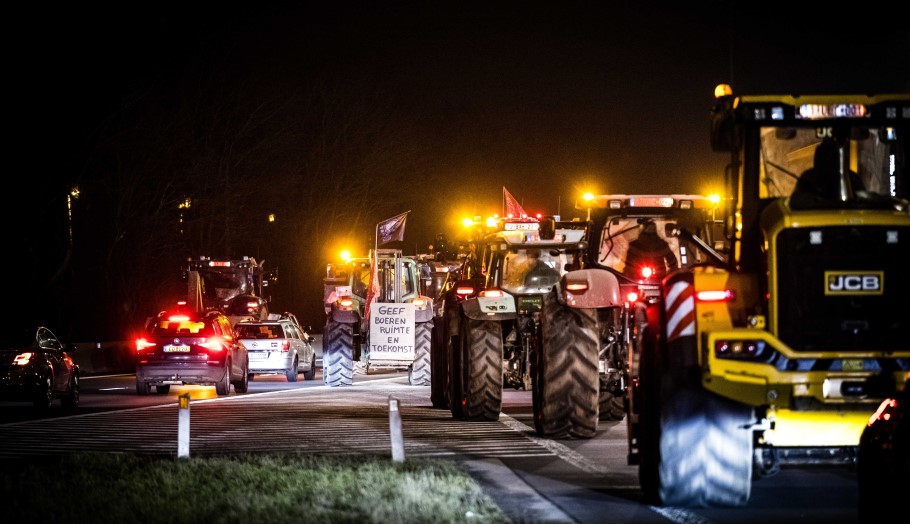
left=0, top=368, right=860, bottom=523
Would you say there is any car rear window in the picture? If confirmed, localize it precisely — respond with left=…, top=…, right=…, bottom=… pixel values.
left=236, top=324, right=283, bottom=339
left=149, top=319, right=213, bottom=337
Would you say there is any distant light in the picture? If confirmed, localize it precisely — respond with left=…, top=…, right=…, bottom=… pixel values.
left=340, top=250, right=351, bottom=262
left=268, top=213, right=276, bottom=223
left=462, top=217, right=475, bottom=227
left=582, top=192, right=594, bottom=202
left=714, top=84, right=733, bottom=98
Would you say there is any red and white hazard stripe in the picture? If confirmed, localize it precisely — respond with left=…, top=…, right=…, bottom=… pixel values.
left=664, top=280, right=695, bottom=341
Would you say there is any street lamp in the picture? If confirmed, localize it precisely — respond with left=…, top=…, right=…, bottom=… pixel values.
left=67, top=186, right=80, bottom=245
left=178, top=198, right=192, bottom=235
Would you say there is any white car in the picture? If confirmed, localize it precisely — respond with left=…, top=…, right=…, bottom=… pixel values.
left=235, top=317, right=316, bottom=382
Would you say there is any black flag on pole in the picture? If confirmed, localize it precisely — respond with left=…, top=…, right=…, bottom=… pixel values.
left=378, top=211, right=410, bottom=245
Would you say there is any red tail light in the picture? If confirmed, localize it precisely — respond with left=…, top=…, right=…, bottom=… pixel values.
left=13, top=352, right=34, bottom=365
left=136, top=338, right=156, bottom=351
left=200, top=336, right=225, bottom=352
left=339, top=298, right=354, bottom=308
left=480, top=289, right=503, bottom=298
left=868, top=398, right=898, bottom=426
left=281, top=340, right=290, bottom=352
left=640, top=266, right=655, bottom=279
left=168, top=314, right=190, bottom=322
left=626, top=291, right=639, bottom=303
left=697, top=289, right=735, bottom=302
left=456, top=286, right=475, bottom=295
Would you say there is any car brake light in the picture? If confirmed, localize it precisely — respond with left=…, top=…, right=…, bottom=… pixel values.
left=640, top=266, right=655, bottom=279
left=480, top=289, right=503, bottom=298
left=697, top=289, right=735, bottom=302
left=456, top=286, right=474, bottom=295
left=867, top=398, right=897, bottom=426
left=136, top=338, right=156, bottom=351
left=281, top=340, right=290, bottom=352
left=200, top=337, right=225, bottom=351
left=626, top=291, right=639, bottom=303
left=13, top=352, right=33, bottom=365
left=168, top=314, right=190, bottom=322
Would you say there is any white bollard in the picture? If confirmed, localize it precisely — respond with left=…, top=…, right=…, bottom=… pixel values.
left=388, top=395, right=405, bottom=462
left=178, top=393, right=191, bottom=458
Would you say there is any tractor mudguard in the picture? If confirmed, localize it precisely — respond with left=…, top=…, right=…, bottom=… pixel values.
left=557, top=269, right=623, bottom=309
left=461, top=294, right=518, bottom=321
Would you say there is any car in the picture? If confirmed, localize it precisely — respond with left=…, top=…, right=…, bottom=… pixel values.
left=0, top=325, right=79, bottom=409
left=857, top=386, right=910, bottom=519
left=235, top=316, right=317, bottom=382
left=135, top=306, right=249, bottom=395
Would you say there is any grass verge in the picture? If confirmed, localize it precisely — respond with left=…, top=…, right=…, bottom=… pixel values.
left=2, top=452, right=511, bottom=523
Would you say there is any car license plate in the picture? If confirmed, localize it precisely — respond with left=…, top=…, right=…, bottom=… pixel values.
left=250, top=352, right=266, bottom=360
left=164, top=345, right=190, bottom=353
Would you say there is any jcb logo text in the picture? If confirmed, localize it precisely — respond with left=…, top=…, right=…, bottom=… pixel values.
left=825, top=271, right=883, bottom=295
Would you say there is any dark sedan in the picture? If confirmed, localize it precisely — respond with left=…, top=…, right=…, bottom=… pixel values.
left=135, top=306, right=249, bottom=396
left=0, top=326, right=79, bottom=409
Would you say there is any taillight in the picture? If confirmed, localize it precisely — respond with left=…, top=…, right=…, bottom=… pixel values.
left=640, top=266, right=655, bottom=279
left=697, top=289, right=735, bottom=302
left=168, top=314, right=190, bottom=322
left=456, top=286, right=474, bottom=296
left=565, top=281, right=588, bottom=292
left=13, top=352, right=34, bottom=365
left=626, top=291, right=639, bottom=303
left=200, top=336, right=225, bottom=352
left=480, top=289, right=503, bottom=298
left=281, top=340, right=290, bottom=352
left=339, top=298, right=354, bottom=308
left=412, top=297, right=427, bottom=308
left=136, top=338, right=156, bottom=351
left=867, top=398, right=898, bottom=427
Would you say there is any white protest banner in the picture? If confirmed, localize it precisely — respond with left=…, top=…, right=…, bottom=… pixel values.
left=369, top=303, right=415, bottom=360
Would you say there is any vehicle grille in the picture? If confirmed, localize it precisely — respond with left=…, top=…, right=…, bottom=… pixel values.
left=775, top=225, right=910, bottom=352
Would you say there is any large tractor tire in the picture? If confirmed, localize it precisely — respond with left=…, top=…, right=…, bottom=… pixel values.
left=656, top=379, right=753, bottom=507
left=637, top=315, right=753, bottom=507
left=534, top=287, right=599, bottom=438
left=449, top=333, right=466, bottom=419
left=408, top=320, right=433, bottom=386
left=460, top=316, right=504, bottom=422
left=598, top=390, right=626, bottom=421
left=429, top=317, right=449, bottom=408
left=635, top=313, right=663, bottom=504
left=323, top=320, right=355, bottom=387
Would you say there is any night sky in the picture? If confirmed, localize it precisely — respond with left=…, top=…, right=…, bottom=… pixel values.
left=42, top=2, right=910, bottom=211
left=13, top=1, right=910, bottom=337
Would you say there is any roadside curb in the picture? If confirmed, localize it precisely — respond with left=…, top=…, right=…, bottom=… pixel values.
left=461, top=458, right=575, bottom=523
